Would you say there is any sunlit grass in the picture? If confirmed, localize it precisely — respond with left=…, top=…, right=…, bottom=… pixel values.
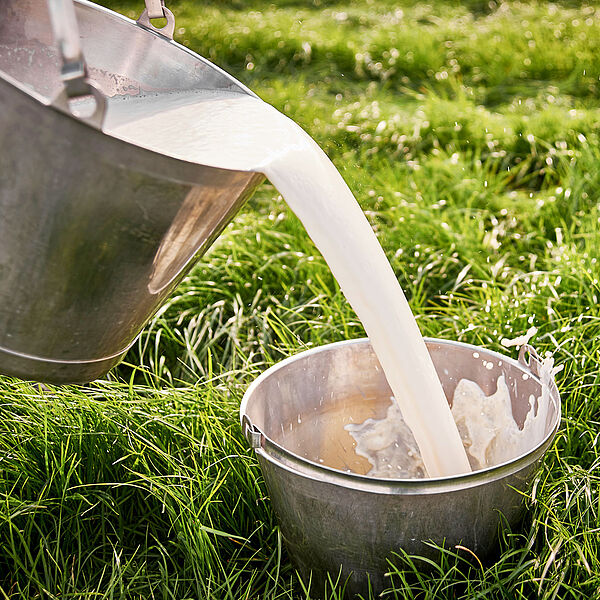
left=2, top=0, right=600, bottom=597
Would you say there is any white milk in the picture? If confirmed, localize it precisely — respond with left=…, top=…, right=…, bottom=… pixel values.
left=346, top=368, right=555, bottom=478
left=103, top=89, right=471, bottom=477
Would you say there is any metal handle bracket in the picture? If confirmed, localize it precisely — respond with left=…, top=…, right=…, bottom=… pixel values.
left=241, top=415, right=264, bottom=449
left=519, top=343, right=560, bottom=400
left=518, top=344, right=543, bottom=378
left=136, top=1, right=176, bottom=40
left=46, top=0, right=107, bottom=128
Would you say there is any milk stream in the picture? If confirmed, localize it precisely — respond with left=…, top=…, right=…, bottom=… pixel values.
left=103, top=89, right=471, bottom=477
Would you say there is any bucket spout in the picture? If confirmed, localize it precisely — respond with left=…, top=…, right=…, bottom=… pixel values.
left=0, top=0, right=265, bottom=383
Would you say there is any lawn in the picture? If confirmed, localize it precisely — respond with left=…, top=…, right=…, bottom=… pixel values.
left=2, top=0, right=600, bottom=597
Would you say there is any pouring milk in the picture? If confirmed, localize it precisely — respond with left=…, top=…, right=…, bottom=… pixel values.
left=103, top=88, right=471, bottom=477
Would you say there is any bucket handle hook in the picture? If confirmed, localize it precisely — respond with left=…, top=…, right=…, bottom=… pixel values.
left=241, top=415, right=265, bottom=450
left=136, top=0, right=176, bottom=40
left=46, top=0, right=107, bottom=128
left=518, top=343, right=543, bottom=378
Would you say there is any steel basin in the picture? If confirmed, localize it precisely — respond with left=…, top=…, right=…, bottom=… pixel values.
left=240, top=338, right=561, bottom=596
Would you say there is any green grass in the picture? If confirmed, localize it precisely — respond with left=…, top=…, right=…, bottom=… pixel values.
left=3, top=0, right=600, bottom=597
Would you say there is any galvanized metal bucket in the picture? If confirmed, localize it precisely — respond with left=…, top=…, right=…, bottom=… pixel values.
left=0, top=0, right=264, bottom=383
left=240, top=338, right=561, bottom=597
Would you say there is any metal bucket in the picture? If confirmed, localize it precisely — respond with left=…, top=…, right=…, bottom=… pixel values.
left=0, top=0, right=264, bottom=383
left=240, top=338, right=561, bottom=597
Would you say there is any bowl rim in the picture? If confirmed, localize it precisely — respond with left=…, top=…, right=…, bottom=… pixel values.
left=240, top=337, right=561, bottom=494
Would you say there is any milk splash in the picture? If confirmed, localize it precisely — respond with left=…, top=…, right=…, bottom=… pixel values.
left=103, top=89, right=471, bottom=477
left=501, top=327, right=538, bottom=349
left=346, top=354, right=560, bottom=478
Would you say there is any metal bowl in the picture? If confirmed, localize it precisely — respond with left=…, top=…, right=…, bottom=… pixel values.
left=240, top=338, right=560, bottom=596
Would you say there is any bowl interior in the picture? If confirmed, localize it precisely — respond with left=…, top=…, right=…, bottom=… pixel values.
left=243, top=339, right=560, bottom=476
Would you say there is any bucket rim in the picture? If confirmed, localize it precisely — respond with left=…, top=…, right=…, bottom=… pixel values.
left=240, top=337, right=561, bottom=494
left=72, top=0, right=260, bottom=101
left=0, top=0, right=265, bottom=178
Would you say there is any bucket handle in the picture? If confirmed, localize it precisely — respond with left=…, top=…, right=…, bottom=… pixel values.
left=136, top=0, right=176, bottom=40
left=46, top=0, right=106, bottom=128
